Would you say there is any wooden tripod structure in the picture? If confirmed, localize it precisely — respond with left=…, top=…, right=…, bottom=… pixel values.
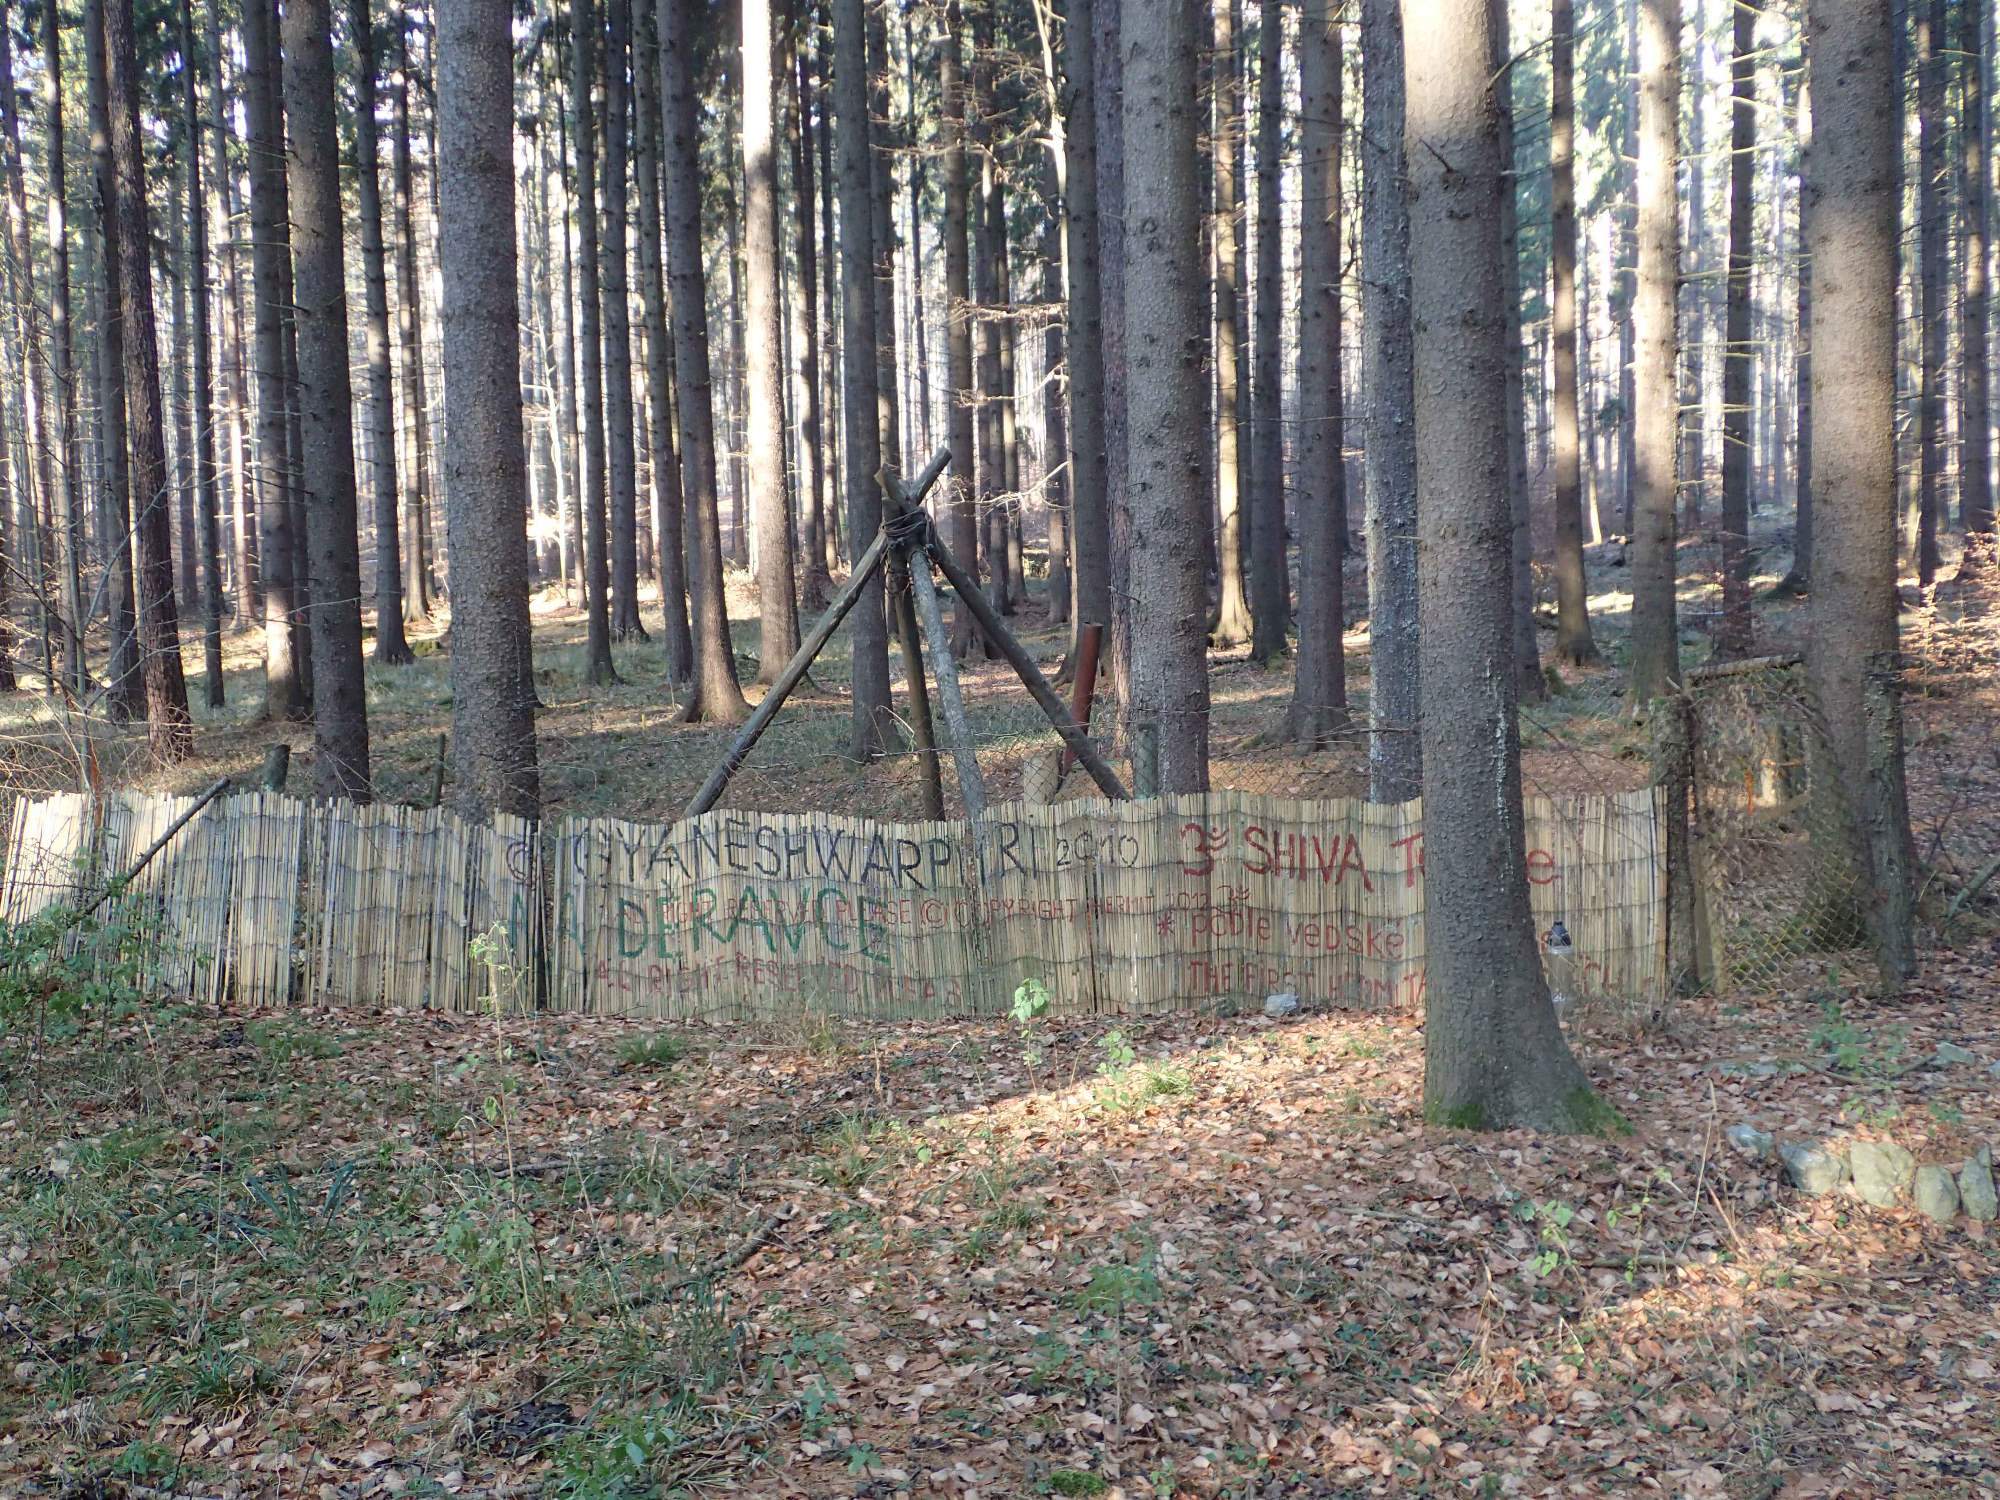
left=684, top=447, right=1129, bottom=820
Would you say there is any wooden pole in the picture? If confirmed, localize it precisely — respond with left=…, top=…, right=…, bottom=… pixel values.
left=888, top=549, right=947, bottom=820
left=80, top=776, right=231, bottom=917
left=921, top=517, right=1129, bottom=800
left=904, top=528, right=988, bottom=822
left=682, top=526, right=895, bottom=818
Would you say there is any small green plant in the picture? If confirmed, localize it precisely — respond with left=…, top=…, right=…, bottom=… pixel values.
left=1098, top=1028, right=1136, bottom=1072
left=617, top=1031, right=686, bottom=1070
left=1048, top=1469, right=1110, bottom=1497
left=1071, top=1254, right=1160, bottom=1315
left=110, top=1440, right=180, bottom=1484
left=440, top=1205, right=541, bottom=1311
left=1520, top=1199, right=1576, bottom=1280
left=548, top=1407, right=686, bottom=1500
left=1012, top=978, right=1050, bottom=1072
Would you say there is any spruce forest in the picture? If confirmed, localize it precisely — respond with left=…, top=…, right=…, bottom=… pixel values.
left=1, top=0, right=1999, bottom=1495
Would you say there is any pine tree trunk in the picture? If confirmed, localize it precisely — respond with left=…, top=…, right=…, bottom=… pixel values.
left=745, top=0, right=802, bottom=681
left=572, top=0, right=619, bottom=684
left=834, top=0, right=894, bottom=754
left=867, top=3, right=901, bottom=479
left=282, top=0, right=371, bottom=797
left=1247, top=0, right=1287, bottom=663
left=603, top=0, right=646, bottom=641
left=1627, top=0, right=1682, bottom=707
left=791, top=8, right=834, bottom=613
left=632, top=0, right=694, bottom=678
left=179, top=0, right=225, bottom=702
left=103, top=0, right=197, bottom=761
left=1680, top=0, right=1707, bottom=529
left=1406, top=0, right=1606, bottom=1133
left=1716, top=0, right=1758, bottom=656
left=208, top=0, right=256, bottom=632
left=941, top=1, right=978, bottom=651
left=1618, top=0, right=1638, bottom=535
left=437, top=0, right=539, bottom=819
left=1914, top=0, right=1945, bottom=585
left=37, top=4, right=85, bottom=697
left=1095, top=0, right=1130, bottom=719
left=1286, top=0, right=1346, bottom=745
left=661, top=0, right=748, bottom=722
left=391, top=14, right=433, bottom=625
left=1062, top=0, right=1110, bottom=665
left=995, top=211, right=1020, bottom=616
left=170, top=160, right=197, bottom=619
left=1490, top=0, right=1543, bottom=701
left=351, top=0, right=412, bottom=667
left=1124, top=0, right=1208, bottom=792
left=552, top=46, right=585, bottom=601
left=1210, top=0, right=1252, bottom=650
left=1362, top=0, right=1419, bottom=802
left=82, top=4, right=144, bottom=720
left=1549, top=0, right=1599, bottom=667
left=970, top=5, right=1002, bottom=636
left=1039, top=157, right=1070, bottom=627
left=1782, top=58, right=1814, bottom=592
left=1961, top=0, right=1996, bottom=560
left=1804, top=0, right=1917, bottom=985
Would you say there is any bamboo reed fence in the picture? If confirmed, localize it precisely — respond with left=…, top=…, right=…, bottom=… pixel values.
left=0, top=785, right=1665, bottom=1019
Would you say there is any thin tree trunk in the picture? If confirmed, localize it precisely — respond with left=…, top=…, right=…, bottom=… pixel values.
left=1550, top=0, right=1599, bottom=666
left=745, top=0, right=802, bottom=680
left=1211, top=0, right=1252, bottom=650
left=1627, top=0, right=1682, bottom=708
left=1362, top=0, right=1419, bottom=801
left=1124, top=0, right=1208, bottom=791
left=391, top=13, right=433, bottom=625
left=283, top=0, right=371, bottom=796
left=1618, top=0, right=1638, bottom=534
left=103, top=0, right=196, bottom=760
left=1781, top=55, right=1814, bottom=592
left=552, top=40, right=584, bottom=601
left=1914, top=0, right=1945, bottom=585
left=941, top=0, right=979, bottom=654
left=1805, top=0, right=1917, bottom=985
left=1287, top=0, right=1346, bottom=744
left=1248, top=0, right=1287, bottom=661
left=633, top=0, right=693, bottom=679
left=1716, top=0, right=1758, bottom=656
left=1096, top=0, right=1130, bottom=719
left=1040, top=156, right=1070, bottom=628
left=572, top=0, right=619, bottom=684
left=867, top=2, right=901, bottom=481
left=438, top=0, right=540, bottom=819
left=180, top=0, right=225, bottom=702
left=38, top=4, right=85, bottom=697
left=792, top=7, right=834, bottom=612
left=834, top=0, right=894, bottom=754
left=209, top=0, right=256, bottom=631
left=83, top=2, right=143, bottom=720
left=170, top=154, right=197, bottom=619
left=1063, top=0, right=1110, bottom=669
left=352, top=0, right=412, bottom=666
left=603, top=0, right=646, bottom=641
left=1491, top=0, right=1543, bottom=700
left=1405, top=0, right=1605, bottom=1134
left=661, top=0, right=749, bottom=722
left=1961, top=0, right=1996, bottom=562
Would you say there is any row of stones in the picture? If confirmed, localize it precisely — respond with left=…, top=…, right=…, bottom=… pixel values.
left=1729, top=1125, right=1998, bottom=1223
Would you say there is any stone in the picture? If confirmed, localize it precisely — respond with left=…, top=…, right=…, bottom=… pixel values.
left=1262, top=992, right=1301, bottom=1019
left=1726, top=1124, right=1776, bottom=1160
left=1914, top=1165, right=1961, bottom=1223
left=1780, top=1141, right=1849, bottom=1197
left=1930, top=1041, right=1980, bottom=1068
left=1849, top=1141, right=1916, bottom=1208
left=1959, top=1146, right=1998, bottom=1223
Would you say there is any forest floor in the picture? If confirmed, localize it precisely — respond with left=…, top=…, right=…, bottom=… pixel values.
left=4, top=964, right=2000, bottom=1497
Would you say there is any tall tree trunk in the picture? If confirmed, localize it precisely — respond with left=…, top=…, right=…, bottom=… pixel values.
left=103, top=0, right=196, bottom=761
left=1716, top=0, right=1758, bottom=656
left=572, top=0, right=618, bottom=684
left=1804, top=0, right=1917, bottom=985
left=970, top=3, right=1001, bottom=636
left=867, top=2, right=901, bottom=481
left=1095, top=0, right=1130, bottom=718
left=212, top=0, right=257, bottom=629
left=552, top=41, right=584, bottom=600
left=352, top=0, right=412, bottom=666
left=792, top=9, right=834, bottom=612
left=181, top=0, right=225, bottom=702
left=745, top=0, right=801, bottom=680
left=283, top=0, right=371, bottom=797
left=817, top=25, right=841, bottom=575
left=1405, top=0, right=1606, bottom=1134
left=170, top=156, right=197, bottom=619
left=941, top=1, right=979, bottom=650
left=83, top=1, right=144, bottom=719
left=1549, top=0, right=1599, bottom=666
left=603, top=0, right=646, bottom=641
left=1680, top=0, right=1707, bottom=529
left=1039, top=159, right=1070, bottom=627
left=1914, top=0, right=1945, bottom=585
left=1491, top=0, right=1543, bottom=701
left=660, top=0, right=748, bottom=722
left=1062, top=0, right=1110, bottom=667
left=1362, top=0, right=1419, bottom=802
left=834, top=0, right=894, bottom=755
left=1247, top=0, right=1287, bottom=662
left=1287, top=0, right=1346, bottom=744
left=1627, top=0, right=1682, bottom=707
left=633, top=0, right=694, bottom=679
left=1618, top=0, right=1638, bottom=534
left=1781, top=54, right=1814, bottom=592
left=37, top=4, right=85, bottom=696
left=994, top=204, right=1021, bottom=615
left=1124, top=0, right=1208, bottom=790
left=438, top=0, right=540, bottom=819
left=1210, top=0, right=1252, bottom=650
left=1959, top=0, right=1995, bottom=564
left=391, top=14, right=433, bottom=625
